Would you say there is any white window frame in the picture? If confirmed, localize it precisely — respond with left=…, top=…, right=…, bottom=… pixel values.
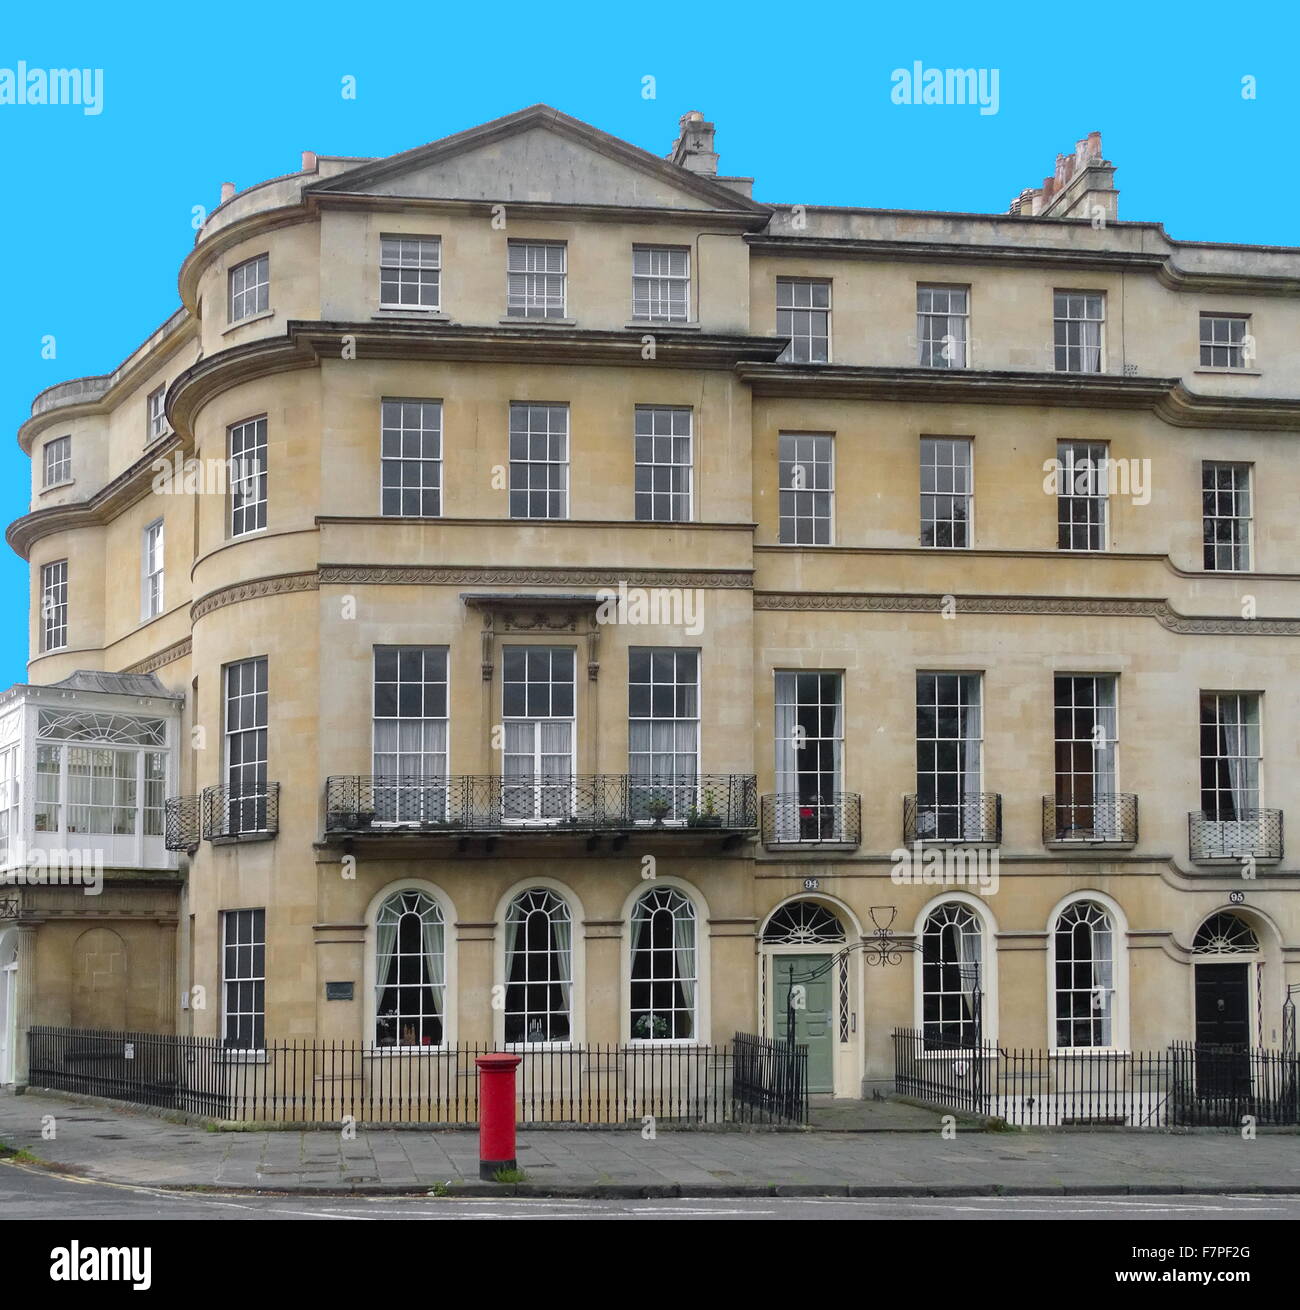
left=917, top=285, right=969, bottom=368
left=380, top=399, right=442, bottom=518
left=141, top=519, right=164, bottom=621
left=633, top=406, right=692, bottom=523
left=223, top=657, right=269, bottom=832
left=509, top=402, right=569, bottom=520
left=1053, top=291, right=1105, bottom=373
left=776, top=278, right=831, bottom=363
left=372, top=888, right=447, bottom=1049
left=146, top=386, right=168, bottom=443
left=913, top=895, right=991, bottom=1051
left=628, top=884, right=699, bottom=1044
left=506, top=240, right=567, bottom=319
left=228, top=254, right=269, bottom=323
left=1200, top=313, right=1251, bottom=370
left=632, top=245, right=690, bottom=323
left=628, top=647, right=700, bottom=823
left=228, top=416, right=268, bottom=537
left=1051, top=674, right=1119, bottom=841
left=501, top=646, right=576, bottom=823
left=919, top=436, right=973, bottom=548
left=773, top=671, right=845, bottom=842
left=221, top=907, right=266, bottom=1050
left=371, top=646, right=449, bottom=824
left=40, top=560, right=68, bottom=652
left=42, top=435, right=71, bottom=488
left=1056, top=440, right=1109, bottom=552
left=778, top=432, right=834, bottom=545
left=379, top=234, right=441, bottom=310
left=1046, top=892, right=1129, bottom=1054
left=503, top=888, right=574, bottom=1044
left=914, top=672, right=983, bottom=841
left=1202, top=461, right=1253, bottom=572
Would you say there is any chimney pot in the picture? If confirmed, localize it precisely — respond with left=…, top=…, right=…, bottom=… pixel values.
left=301, top=150, right=318, bottom=172
left=220, top=182, right=236, bottom=204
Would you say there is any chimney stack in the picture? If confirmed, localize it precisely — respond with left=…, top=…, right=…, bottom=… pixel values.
left=220, top=181, right=236, bottom=204
left=301, top=151, right=318, bottom=172
left=1007, top=132, right=1117, bottom=221
left=667, top=111, right=719, bottom=176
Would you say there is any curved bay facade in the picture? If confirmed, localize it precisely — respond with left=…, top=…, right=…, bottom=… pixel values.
left=4, top=106, right=1298, bottom=1098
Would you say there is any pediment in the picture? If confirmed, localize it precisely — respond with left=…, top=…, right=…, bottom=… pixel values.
left=310, top=105, right=765, bottom=213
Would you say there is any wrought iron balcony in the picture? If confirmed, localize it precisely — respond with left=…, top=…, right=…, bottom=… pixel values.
left=760, top=793, right=861, bottom=847
left=201, top=783, right=280, bottom=842
left=164, top=796, right=201, bottom=853
left=1042, top=793, right=1138, bottom=846
left=903, top=794, right=1002, bottom=844
left=1188, top=809, right=1283, bottom=862
left=324, top=773, right=757, bottom=837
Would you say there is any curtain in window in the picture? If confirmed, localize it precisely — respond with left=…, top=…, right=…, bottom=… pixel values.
left=1093, top=679, right=1117, bottom=836
left=958, top=915, right=982, bottom=1028
left=672, top=907, right=696, bottom=1034
left=959, top=690, right=982, bottom=840
left=552, top=906, right=572, bottom=1017
left=1092, top=915, right=1114, bottom=1045
left=774, top=674, right=798, bottom=841
left=421, top=913, right=444, bottom=1018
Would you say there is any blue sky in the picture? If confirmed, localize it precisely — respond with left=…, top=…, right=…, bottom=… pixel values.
left=1, top=0, right=1295, bottom=686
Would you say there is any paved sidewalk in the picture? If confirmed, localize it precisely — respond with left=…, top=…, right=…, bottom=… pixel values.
left=2, top=1090, right=1297, bottom=1197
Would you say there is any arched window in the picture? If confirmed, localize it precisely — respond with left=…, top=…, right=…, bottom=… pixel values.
left=630, top=887, right=696, bottom=1041
left=921, top=903, right=982, bottom=1049
left=504, top=889, right=572, bottom=1042
left=1193, top=912, right=1259, bottom=955
left=1053, top=901, right=1114, bottom=1048
left=762, top=901, right=846, bottom=945
left=375, top=890, right=444, bottom=1047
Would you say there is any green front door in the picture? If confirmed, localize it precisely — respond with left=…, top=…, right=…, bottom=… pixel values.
left=773, top=954, right=835, bottom=1094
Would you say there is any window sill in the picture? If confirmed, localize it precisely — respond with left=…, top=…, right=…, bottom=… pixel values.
left=38, top=479, right=75, bottom=496
left=915, top=1049, right=996, bottom=1060
left=625, top=320, right=701, bottom=331
left=1194, top=367, right=1261, bottom=377
left=1044, top=838, right=1136, bottom=851
left=501, top=1041, right=575, bottom=1052
left=217, top=1049, right=268, bottom=1064
left=144, top=431, right=172, bottom=450
left=367, top=1045, right=450, bottom=1057
left=222, top=309, right=276, bottom=335
left=374, top=307, right=448, bottom=320
left=1190, top=854, right=1280, bottom=866
left=1048, top=1048, right=1131, bottom=1058
left=499, top=316, right=575, bottom=327
left=627, top=1038, right=702, bottom=1048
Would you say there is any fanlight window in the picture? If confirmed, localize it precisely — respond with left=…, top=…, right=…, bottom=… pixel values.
left=1054, top=901, right=1114, bottom=1048
left=762, top=901, right=846, bottom=945
left=504, top=889, right=572, bottom=1043
left=630, top=887, right=696, bottom=1041
left=37, top=711, right=167, bottom=745
left=1192, top=912, right=1259, bottom=955
left=921, top=902, right=982, bottom=1049
left=375, top=890, right=445, bottom=1046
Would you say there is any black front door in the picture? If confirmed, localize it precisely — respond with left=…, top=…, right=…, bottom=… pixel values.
left=1194, top=963, right=1251, bottom=1098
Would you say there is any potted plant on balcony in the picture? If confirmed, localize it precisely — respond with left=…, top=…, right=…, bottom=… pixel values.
left=687, top=796, right=722, bottom=828
left=646, top=795, right=671, bottom=824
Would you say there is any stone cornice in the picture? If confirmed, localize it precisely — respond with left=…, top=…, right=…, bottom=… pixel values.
left=737, top=362, right=1300, bottom=429
left=320, top=564, right=753, bottom=589
left=123, top=638, right=193, bottom=675
left=6, top=429, right=189, bottom=560
left=191, top=571, right=319, bottom=622
left=746, top=233, right=1300, bottom=296
left=754, top=590, right=1300, bottom=635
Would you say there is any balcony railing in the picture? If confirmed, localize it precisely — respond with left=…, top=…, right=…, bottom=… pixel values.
left=324, top=774, right=757, bottom=836
left=202, top=783, right=280, bottom=842
left=1042, top=793, right=1139, bottom=845
left=164, top=796, right=201, bottom=853
left=903, top=794, right=1002, bottom=844
left=1188, top=809, right=1283, bottom=862
left=760, top=793, right=861, bottom=847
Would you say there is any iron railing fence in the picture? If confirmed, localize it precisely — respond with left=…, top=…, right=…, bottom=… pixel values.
left=163, top=795, right=201, bottom=853
left=1042, top=792, right=1138, bottom=845
left=324, top=773, right=758, bottom=835
left=760, top=793, right=861, bottom=846
left=1188, top=809, right=1283, bottom=861
left=731, top=1032, right=809, bottom=1123
left=27, top=1026, right=807, bottom=1127
left=903, top=793, right=1002, bottom=844
left=893, top=1028, right=1300, bottom=1127
left=202, top=783, right=280, bottom=842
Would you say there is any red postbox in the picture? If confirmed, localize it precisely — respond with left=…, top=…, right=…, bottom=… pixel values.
left=476, top=1053, right=522, bottom=1180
